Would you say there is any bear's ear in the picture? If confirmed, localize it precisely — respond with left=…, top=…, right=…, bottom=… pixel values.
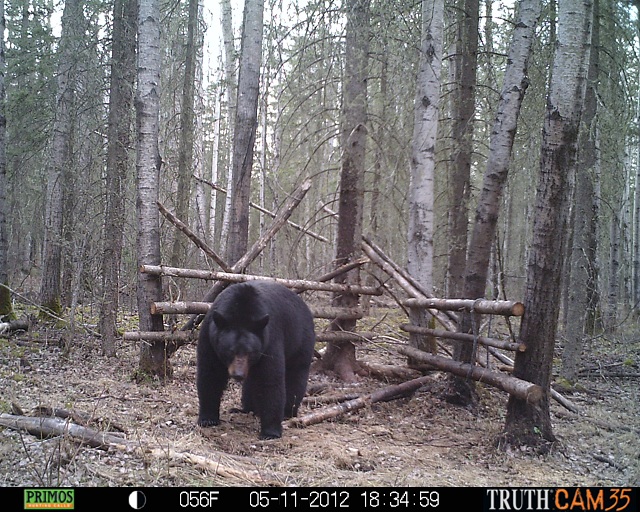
left=212, top=311, right=228, bottom=329
left=251, top=314, right=269, bottom=333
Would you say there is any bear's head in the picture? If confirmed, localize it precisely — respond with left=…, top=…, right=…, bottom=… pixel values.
left=211, top=310, right=269, bottom=381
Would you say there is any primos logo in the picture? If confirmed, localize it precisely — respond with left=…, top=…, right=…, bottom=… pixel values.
left=24, top=489, right=75, bottom=510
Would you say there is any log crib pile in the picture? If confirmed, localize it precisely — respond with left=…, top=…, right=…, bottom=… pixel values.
left=122, top=181, right=576, bottom=424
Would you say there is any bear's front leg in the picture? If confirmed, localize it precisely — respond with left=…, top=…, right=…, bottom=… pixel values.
left=245, top=367, right=285, bottom=439
left=196, top=353, right=228, bottom=427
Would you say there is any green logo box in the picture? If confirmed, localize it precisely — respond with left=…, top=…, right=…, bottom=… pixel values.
left=24, top=489, right=75, bottom=510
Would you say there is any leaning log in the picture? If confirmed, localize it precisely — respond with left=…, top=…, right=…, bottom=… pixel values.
left=361, top=238, right=458, bottom=331
left=403, top=297, right=524, bottom=316
left=400, top=324, right=525, bottom=352
left=0, top=319, right=30, bottom=334
left=157, top=201, right=231, bottom=272
left=397, top=345, right=543, bottom=403
left=193, top=175, right=328, bottom=243
left=141, top=266, right=383, bottom=296
left=181, top=179, right=313, bottom=333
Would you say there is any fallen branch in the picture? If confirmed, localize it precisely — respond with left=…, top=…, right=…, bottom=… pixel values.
left=289, top=375, right=433, bottom=428
left=0, top=318, right=29, bottom=335
left=0, top=413, right=283, bottom=485
left=397, top=345, right=543, bottom=403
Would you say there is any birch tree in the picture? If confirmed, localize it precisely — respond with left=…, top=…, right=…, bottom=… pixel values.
left=227, top=0, right=264, bottom=264
left=561, top=0, right=600, bottom=382
left=136, top=0, right=166, bottom=378
left=405, top=0, right=443, bottom=361
left=407, top=0, right=443, bottom=298
left=503, top=0, right=593, bottom=449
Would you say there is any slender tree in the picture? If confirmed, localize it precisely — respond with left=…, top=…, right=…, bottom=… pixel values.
left=405, top=0, right=443, bottom=360
left=227, top=0, right=264, bottom=264
left=562, top=0, right=600, bottom=382
left=136, top=0, right=166, bottom=377
left=0, top=0, right=10, bottom=318
left=170, top=0, right=201, bottom=268
left=320, top=0, right=370, bottom=382
left=447, top=0, right=479, bottom=299
left=503, top=0, right=593, bottom=449
left=99, top=0, right=137, bottom=357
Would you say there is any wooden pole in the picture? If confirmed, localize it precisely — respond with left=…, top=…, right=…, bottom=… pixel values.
left=400, top=324, right=526, bottom=352
left=403, top=297, right=525, bottom=316
left=397, top=345, right=543, bottom=403
left=141, top=266, right=383, bottom=296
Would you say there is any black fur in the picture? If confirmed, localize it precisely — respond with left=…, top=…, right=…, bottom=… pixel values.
left=196, top=281, right=316, bottom=439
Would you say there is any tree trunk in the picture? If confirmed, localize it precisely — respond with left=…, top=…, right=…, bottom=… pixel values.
left=227, top=0, right=264, bottom=264
left=0, top=0, right=10, bottom=319
left=170, top=0, right=201, bottom=268
left=503, top=0, right=593, bottom=451
left=320, top=0, right=370, bottom=382
left=99, top=0, right=137, bottom=357
left=447, top=0, right=478, bottom=299
left=218, top=0, right=238, bottom=258
left=406, top=0, right=444, bottom=361
left=136, top=0, right=166, bottom=378
left=561, top=0, right=599, bottom=383
left=450, top=0, right=542, bottom=404
left=39, top=0, right=82, bottom=317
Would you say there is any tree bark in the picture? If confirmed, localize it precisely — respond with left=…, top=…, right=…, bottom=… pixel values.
left=99, top=0, right=137, bottom=357
left=39, top=0, right=82, bottom=317
left=227, top=0, right=264, bottom=264
left=406, top=0, right=444, bottom=360
left=503, top=0, right=593, bottom=451
left=0, top=0, right=10, bottom=319
left=447, top=0, right=479, bottom=298
left=170, top=0, right=201, bottom=268
left=451, top=0, right=542, bottom=404
left=562, top=0, right=600, bottom=382
left=320, top=0, right=370, bottom=383
left=136, top=0, right=166, bottom=378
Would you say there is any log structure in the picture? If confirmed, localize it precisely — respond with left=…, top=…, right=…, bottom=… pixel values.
left=141, top=266, right=383, bottom=296
left=403, top=297, right=524, bottom=316
left=400, top=324, right=525, bottom=352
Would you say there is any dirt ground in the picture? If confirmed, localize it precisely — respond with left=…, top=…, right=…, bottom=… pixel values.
left=0, top=307, right=638, bottom=488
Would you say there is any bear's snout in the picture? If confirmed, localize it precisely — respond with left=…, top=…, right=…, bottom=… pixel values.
left=228, top=354, right=249, bottom=381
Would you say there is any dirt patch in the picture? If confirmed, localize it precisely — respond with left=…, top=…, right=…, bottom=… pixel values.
left=0, top=311, right=638, bottom=487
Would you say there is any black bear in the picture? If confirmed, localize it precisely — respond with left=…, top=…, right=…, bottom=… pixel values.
left=196, top=281, right=316, bottom=439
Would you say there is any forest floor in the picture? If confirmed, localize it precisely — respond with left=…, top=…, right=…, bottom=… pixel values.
left=0, top=305, right=638, bottom=488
